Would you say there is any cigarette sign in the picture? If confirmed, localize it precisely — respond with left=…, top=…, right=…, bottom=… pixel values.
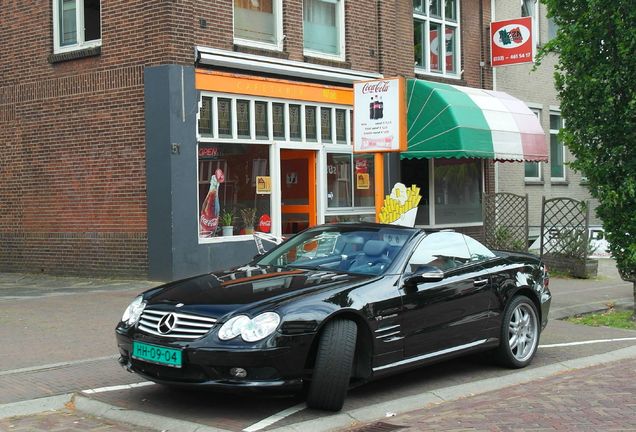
left=491, top=17, right=533, bottom=67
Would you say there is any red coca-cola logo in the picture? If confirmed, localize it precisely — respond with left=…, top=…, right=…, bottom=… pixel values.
left=258, top=214, right=272, bottom=233
left=361, top=81, right=390, bottom=94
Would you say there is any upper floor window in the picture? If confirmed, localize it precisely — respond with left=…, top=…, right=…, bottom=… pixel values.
left=53, top=0, right=101, bottom=53
left=303, top=0, right=345, bottom=60
left=550, top=113, right=566, bottom=181
left=525, top=109, right=542, bottom=181
left=521, top=0, right=539, bottom=49
left=413, top=0, right=460, bottom=77
left=234, top=0, right=283, bottom=50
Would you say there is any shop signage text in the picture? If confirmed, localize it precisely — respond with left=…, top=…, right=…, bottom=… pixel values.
left=490, top=17, right=533, bottom=67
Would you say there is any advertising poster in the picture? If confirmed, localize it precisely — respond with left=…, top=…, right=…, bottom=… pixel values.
left=353, top=77, right=406, bottom=153
left=491, top=17, right=534, bottom=67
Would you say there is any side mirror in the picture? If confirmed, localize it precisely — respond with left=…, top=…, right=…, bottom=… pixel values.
left=404, top=265, right=445, bottom=286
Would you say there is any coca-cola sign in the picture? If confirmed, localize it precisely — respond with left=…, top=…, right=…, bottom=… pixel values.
left=353, top=77, right=406, bottom=153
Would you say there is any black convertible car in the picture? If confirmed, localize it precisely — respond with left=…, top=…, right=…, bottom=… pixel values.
left=116, top=223, right=551, bottom=411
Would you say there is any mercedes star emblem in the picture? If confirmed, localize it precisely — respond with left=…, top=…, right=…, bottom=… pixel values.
left=157, top=313, right=177, bottom=334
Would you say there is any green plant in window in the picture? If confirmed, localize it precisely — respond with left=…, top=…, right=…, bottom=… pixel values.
left=220, top=209, right=234, bottom=227
left=240, top=207, right=257, bottom=230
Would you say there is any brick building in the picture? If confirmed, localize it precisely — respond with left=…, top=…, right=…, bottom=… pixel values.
left=2, top=1, right=543, bottom=281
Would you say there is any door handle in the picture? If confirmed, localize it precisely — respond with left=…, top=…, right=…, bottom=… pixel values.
left=473, top=279, right=489, bottom=287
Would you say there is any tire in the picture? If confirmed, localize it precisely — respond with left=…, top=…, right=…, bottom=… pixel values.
left=495, top=295, right=540, bottom=368
left=306, top=319, right=357, bottom=411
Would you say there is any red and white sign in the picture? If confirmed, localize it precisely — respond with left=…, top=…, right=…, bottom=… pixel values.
left=353, top=77, right=406, bottom=153
left=258, top=214, right=272, bottom=233
left=490, top=17, right=533, bottom=67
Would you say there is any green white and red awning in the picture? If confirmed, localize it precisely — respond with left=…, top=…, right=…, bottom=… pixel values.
left=402, top=79, right=547, bottom=162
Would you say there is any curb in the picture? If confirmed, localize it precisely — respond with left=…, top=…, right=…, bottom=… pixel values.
left=0, top=394, right=73, bottom=420
left=64, top=344, right=636, bottom=432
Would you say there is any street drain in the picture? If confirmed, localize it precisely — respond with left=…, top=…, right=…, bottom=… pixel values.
left=349, top=421, right=408, bottom=432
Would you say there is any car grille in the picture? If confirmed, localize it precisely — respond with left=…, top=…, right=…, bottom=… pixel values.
left=137, top=308, right=217, bottom=339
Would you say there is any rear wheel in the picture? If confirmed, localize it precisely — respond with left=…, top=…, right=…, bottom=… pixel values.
left=495, top=295, right=539, bottom=368
left=306, top=319, right=357, bottom=411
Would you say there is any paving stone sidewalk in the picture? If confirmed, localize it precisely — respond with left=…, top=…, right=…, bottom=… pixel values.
left=0, top=409, right=156, bottom=432
left=347, top=357, right=636, bottom=432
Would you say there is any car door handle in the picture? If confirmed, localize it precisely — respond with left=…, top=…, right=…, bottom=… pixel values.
left=473, top=279, right=489, bottom=287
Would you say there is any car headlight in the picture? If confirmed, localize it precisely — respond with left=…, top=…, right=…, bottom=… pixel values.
left=121, top=296, right=146, bottom=326
left=218, top=312, right=281, bottom=342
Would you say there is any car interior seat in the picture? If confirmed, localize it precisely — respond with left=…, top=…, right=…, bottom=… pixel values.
left=347, top=240, right=391, bottom=275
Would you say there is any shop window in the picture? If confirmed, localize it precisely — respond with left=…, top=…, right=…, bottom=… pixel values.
left=326, top=153, right=375, bottom=221
left=321, top=108, right=332, bottom=143
left=198, top=97, right=213, bottom=137
left=401, top=158, right=482, bottom=226
left=217, top=98, right=233, bottom=138
left=434, top=159, right=482, bottom=224
left=303, top=0, right=344, bottom=59
left=273, top=103, right=285, bottom=139
left=289, top=105, right=302, bottom=141
left=335, top=109, right=347, bottom=144
left=199, top=143, right=271, bottom=238
left=413, top=0, right=460, bottom=77
left=550, top=113, right=565, bottom=181
left=237, top=100, right=251, bottom=139
left=305, top=106, right=317, bottom=141
left=53, top=0, right=101, bottom=53
left=255, top=101, right=269, bottom=140
left=233, top=0, right=282, bottom=49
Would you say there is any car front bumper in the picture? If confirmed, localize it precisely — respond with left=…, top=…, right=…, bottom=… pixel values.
left=115, top=328, right=313, bottom=392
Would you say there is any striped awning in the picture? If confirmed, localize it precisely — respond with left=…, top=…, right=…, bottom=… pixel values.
left=402, top=79, right=547, bottom=162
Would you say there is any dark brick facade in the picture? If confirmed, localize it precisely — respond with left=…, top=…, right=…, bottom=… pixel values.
left=0, top=0, right=492, bottom=277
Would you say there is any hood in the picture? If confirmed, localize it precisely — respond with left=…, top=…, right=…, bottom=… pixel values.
left=144, top=265, right=371, bottom=318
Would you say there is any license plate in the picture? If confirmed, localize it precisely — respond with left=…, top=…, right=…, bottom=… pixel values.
left=132, top=341, right=182, bottom=368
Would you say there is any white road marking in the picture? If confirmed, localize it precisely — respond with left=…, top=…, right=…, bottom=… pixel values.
left=242, top=402, right=307, bottom=432
left=82, top=381, right=155, bottom=394
left=540, top=337, right=636, bottom=348
left=0, top=355, right=118, bottom=376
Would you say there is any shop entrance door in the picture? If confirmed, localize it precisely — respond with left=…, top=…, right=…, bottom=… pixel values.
left=280, top=150, right=317, bottom=235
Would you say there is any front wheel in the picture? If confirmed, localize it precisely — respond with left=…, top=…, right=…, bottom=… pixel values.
left=495, top=295, right=540, bottom=368
left=306, top=319, right=357, bottom=411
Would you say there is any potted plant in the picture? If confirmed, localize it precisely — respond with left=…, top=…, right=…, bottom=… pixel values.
left=240, top=207, right=257, bottom=234
left=220, top=209, right=234, bottom=236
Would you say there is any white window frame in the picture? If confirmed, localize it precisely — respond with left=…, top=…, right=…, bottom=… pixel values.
left=52, top=0, right=102, bottom=54
left=302, top=0, right=346, bottom=62
left=413, top=0, right=462, bottom=79
left=521, top=0, right=539, bottom=55
left=524, top=108, right=543, bottom=182
left=233, top=0, right=284, bottom=52
left=549, top=111, right=566, bottom=182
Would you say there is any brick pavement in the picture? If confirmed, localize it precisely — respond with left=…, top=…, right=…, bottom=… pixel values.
left=0, top=408, right=156, bottom=432
left=347, top=358, right=636, bottom=432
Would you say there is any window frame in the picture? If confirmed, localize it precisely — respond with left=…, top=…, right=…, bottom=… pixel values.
left=233, top=0, right=284, bottom=52
left=521, top=0, right=539, bottom=54
left=413, top=0, right=461, bottom=79
left=524, top=108, right=543, bottom=182
left=549, top=111, right=566, bottom=182
left=52, top=0, right=102, bottom=54
left=302, top=0, right=346, bottom=62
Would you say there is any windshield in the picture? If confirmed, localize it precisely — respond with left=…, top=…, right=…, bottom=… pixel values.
left=256, top=225, right=416, bottom=275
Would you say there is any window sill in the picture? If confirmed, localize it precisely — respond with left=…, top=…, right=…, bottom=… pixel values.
left=550, top=180, right=569, bottom=186
left=524, top=180, right=544, bottom=185
left=414, top=68, right=463, bottom=81
left=233, top=39, right=284, bottom=55
left=48, top=46, right=101, bottom=64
